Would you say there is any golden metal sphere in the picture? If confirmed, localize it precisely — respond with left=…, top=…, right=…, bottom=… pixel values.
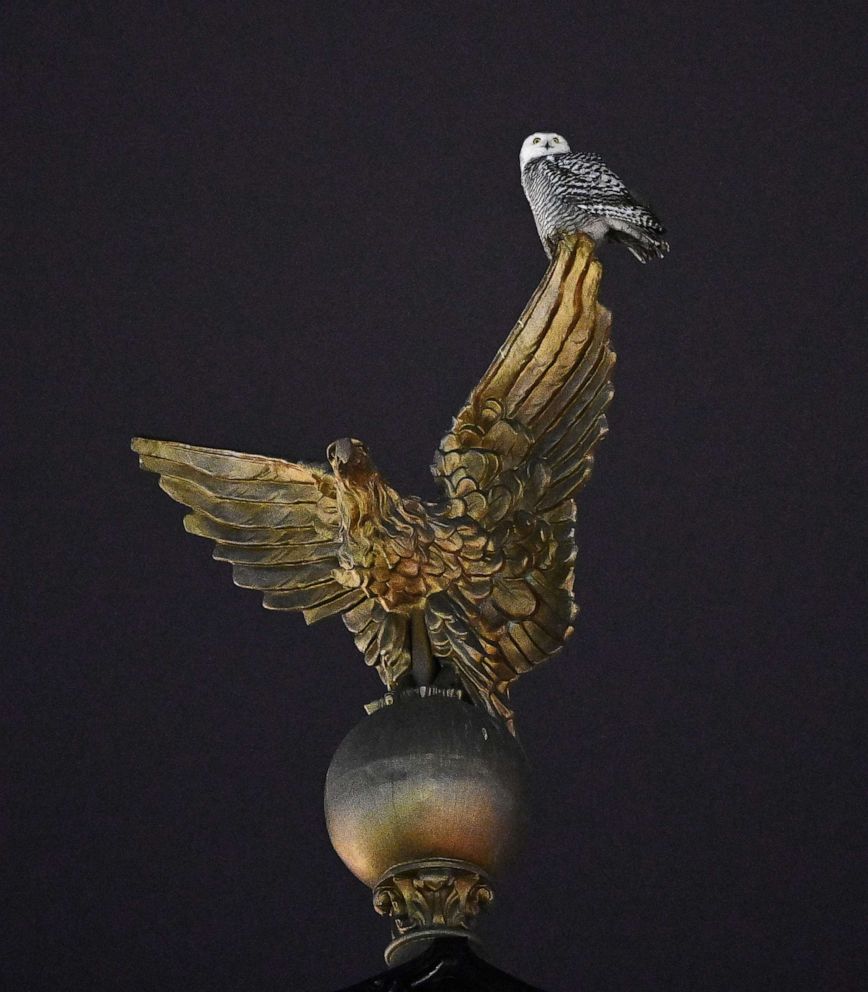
left=324, top=690, right=530, bottom=888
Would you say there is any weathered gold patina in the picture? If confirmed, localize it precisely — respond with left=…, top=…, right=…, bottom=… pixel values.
left=324, top=688, right=529, bottom=963
left=133, top=234, right=617, bottom=961
left=374, top=860, right=494, bottom=965
left=324, top=689, right=529, bottom=885
left=132, top=234, right=614, bottom=735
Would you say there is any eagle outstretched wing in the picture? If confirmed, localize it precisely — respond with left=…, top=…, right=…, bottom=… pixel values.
left=427, top=233, right=615, bottom=726
left=133, top=234, right=614, bottom=731
left=131, top=439, right=367, bottom=622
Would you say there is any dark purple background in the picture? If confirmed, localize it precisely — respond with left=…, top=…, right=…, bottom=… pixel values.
left=5, top=4, right=864, bottom=990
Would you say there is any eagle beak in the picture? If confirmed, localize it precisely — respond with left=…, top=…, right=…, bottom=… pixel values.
left=332, top=437, right=354, bottom=466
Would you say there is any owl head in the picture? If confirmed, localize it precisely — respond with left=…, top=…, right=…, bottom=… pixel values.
left=520, top=132, right=571, bottom=169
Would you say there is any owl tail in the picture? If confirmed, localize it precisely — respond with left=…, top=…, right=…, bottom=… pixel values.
left=606, top=219, right=670, bottom=263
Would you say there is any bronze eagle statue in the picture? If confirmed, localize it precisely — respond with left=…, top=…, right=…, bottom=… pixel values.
left=132, top=234, right=615, bottom=732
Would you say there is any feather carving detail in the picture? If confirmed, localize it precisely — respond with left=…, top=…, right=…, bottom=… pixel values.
left=133, top=234, right=615, bottom=732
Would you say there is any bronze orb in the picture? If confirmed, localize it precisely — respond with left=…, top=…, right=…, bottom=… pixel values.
left=324, top=689, right=531, bottom=889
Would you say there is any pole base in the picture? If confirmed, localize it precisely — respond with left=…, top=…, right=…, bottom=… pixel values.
left=331, top=936, right=549, bottom=991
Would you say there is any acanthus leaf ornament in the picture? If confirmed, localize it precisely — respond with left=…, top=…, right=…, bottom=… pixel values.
left=372, top=859, right=494, bottom=964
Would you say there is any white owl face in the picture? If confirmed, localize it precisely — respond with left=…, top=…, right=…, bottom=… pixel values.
left=520, top=132, right=571, bottom=169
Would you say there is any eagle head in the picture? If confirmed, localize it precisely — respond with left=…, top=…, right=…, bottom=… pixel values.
left=327, top=437, right=401, bottom=565
left=327, top=437, right=377, bottom=486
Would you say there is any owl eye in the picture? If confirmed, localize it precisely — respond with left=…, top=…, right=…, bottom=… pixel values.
left=532, top=137, right=541, bottom=144
left=553, top=137, right=560, bottom=143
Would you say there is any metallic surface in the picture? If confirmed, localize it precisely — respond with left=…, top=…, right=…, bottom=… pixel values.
left=324, top=691, right=530, bottom=890
left=132, top=233, right=615, bottom=733
left=374, top=859, right=492, bottom=965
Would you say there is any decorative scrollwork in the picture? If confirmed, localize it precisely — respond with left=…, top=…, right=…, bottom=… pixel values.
left=373, top=860, right=494, bottom=938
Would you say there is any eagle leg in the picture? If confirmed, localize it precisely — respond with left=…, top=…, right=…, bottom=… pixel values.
left=410, top=609, right=436, bottom=687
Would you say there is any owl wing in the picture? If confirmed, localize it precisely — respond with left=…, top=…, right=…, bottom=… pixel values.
left=132, top=438, right=369, bottom=622
left=546, top=153, right=666, bottom=235
left=545, top=152, right=633, bottom=203
left=429, top=234, right=615, bottom=728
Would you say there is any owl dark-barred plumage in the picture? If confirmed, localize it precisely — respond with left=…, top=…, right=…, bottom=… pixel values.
left=520, top=132, right=669, bottom=263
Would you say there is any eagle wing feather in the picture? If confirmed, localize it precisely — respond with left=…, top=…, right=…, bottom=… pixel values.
left=131, top=438, right=366, bottom=624
left=430, top=234, right=615, bottom=728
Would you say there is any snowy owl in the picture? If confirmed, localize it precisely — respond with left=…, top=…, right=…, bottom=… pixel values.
left=520, top=132, right=669, bottom=263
